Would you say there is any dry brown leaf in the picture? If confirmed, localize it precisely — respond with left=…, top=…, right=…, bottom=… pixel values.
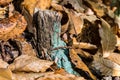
left=68, top=10, right=83, bottom=35
left=15, top=39, right=37, bottom=56
left=92, top=52, right=120, bottom=76
left=0, top=12, right=17, bottom=35
left=0, top=0, right=12, bottom=6
left=107, top=53, right=120, bottom=66
left=0, top=59, right=8, bottom=68
left=21, top=41, right=36, bottom=56
left=60, top=0, right=84, bottom=12
left=21, top=0, right=51, bottom=15
left=0, top=68, right=12, bottom=80
left=51, top=3, right=64, bottom=11
left=82, top=15, right=98, bottom=22
left=37, top=74, right=85, bottom=80
left=12, top=72, right=54, bottom=80
left=118, top=28, right=120, bottom=37
left=69, top=49, right=96, bottom=80
left=12, top=70, right=85, bottom=80
left=37, top=69, right=85, bottom=80
left=84, top=0, right=105, bottom=17
left=99, top=18, right=116, bottom=57
left=116, top=36, right=120, bottom=49
left=74, top=49, right=92, bottom=59
left=72, top=38, right=97, bottom=49
left=115, top=16, right=120, bottom=30
left=8, top=55, right=54, bottom=72
left=0, top=12, right=27, bottom=41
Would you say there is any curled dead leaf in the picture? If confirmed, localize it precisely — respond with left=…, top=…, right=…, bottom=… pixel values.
left=74, top=49, right=93, bottom=59
left=68, top=10, right=83, bottom=35
left=8, top=55, right=54, bottom=72
left=72, top=37, right=97, bottom=49
left=69, top=49, right=96, bottom=80
left=0, top=12, right=27, bottom=41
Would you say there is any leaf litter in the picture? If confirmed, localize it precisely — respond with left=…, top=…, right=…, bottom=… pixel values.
left=1, top=0, right=120, bottom=80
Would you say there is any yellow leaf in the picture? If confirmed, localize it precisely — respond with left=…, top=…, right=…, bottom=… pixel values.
left=0, top=68, right=12, bottom=80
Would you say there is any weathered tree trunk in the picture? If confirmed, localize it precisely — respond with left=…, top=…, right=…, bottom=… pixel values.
left=34, top=10, right=61, bottom=58
left=34, top=9, right=78, bottom=75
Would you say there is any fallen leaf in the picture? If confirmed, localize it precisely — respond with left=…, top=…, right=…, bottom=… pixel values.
left=84, top=0, right=105, bottom=17
left=107, top=53, right=120, bottom=66
left=82, top=15, right=98, bottom=22
left=60, top=0, right=84, bottom=12
left=74, top=49, right=92, bottom=59
left=69, top=49, right=96, bottom=80
left=21, top=0, right=51, bottom=15
left=15, top=39, right=37, bottom=56
left=68, top=10, right=83, bottom=35
left=12, top=70, right=85, bottom=80
left=12, top=72, right=53, bottom=80
left=37, top=74, right=85, bottom=80
left=8, top=55, right=54, bottom=72
left=116, top=36, right=120, bottom=47
left=51, top=3, right=64, bottom=11
left=92, top=52, right=120, bottom=76
left=99, top=18, right=117, bottom=57
left=72, top=37, right=97, bottom=49
left=0, top=59, right=9, bottom=68
left=0, top=68, right=12, bottom=80
left=0, top=12, right=27, bottom=41
left=0, top=0, right=12, bottom=6
left=37, top=69, right=85, bottom=80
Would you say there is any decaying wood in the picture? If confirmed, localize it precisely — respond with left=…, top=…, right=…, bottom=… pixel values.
left=34, top=10, right=61, bottom=57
